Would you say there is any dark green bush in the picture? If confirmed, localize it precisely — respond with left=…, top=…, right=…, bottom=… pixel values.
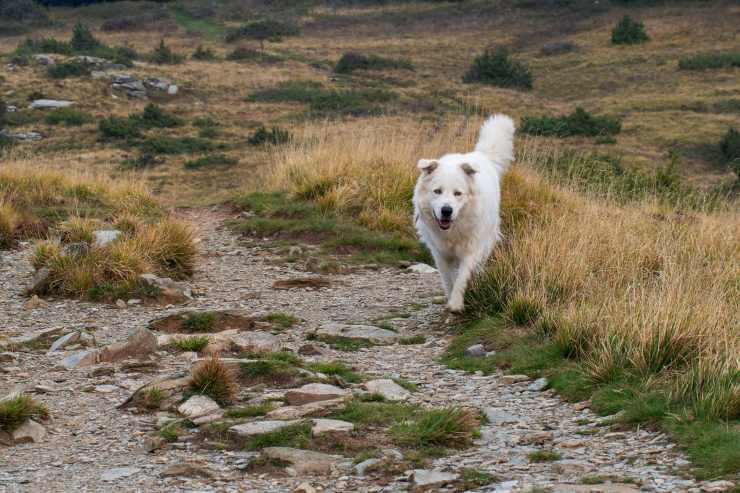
left=130, top=103, right=183, bottom=129
left=192, top=45, right=217, bottom=61
left=720, top=128, right=740, bottom=179
left=521, top=107, right=622, bottom=138
left=47, top=60, right=91, bottom=79
left=98, top=116, right=141, bottom=141
left=44, top=108, right=93, bottom=126
left=248, top=80, right=323, bottom=104
left=678, top=52, right=740, bottom=71
left=225, top=19, right=300, bottom=49
left=184, top=154, right=238, bottom=169
left=0, top=0, right=49, bottom=25
left=70, top=22, right=100, bottom=51
left=611, top=15, right=649, bottom=45
left=247, top=126, right=291, bottom=146
left=463, top=48, right=533, bottom=90
left=16, top=37, right=71, bottom=55
left=334, top=52, right=413, bottom=74
left=148, top=40, right=184, bottom=65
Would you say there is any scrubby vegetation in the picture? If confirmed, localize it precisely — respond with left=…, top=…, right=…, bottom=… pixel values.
left=463, top=48, right=533, bottom=90
left=189, top=356, right=238, bottom=405
left=0, top=394, right=48, bottom=432
left=44, top=108, right=94, bottom=126
left=520, top=107, right=621, bottom=138
left=192, top=45, right=218, bottom=61
left=247, top=126, right=291, bottom=146
left=611, top=15, right=649, bottom=45
left=148, top=39, right=184, bottom=65
left=679, top=52, right=740, bottom=71
left=334, top=52, right=413, bottom=74
left=720, top=127, right=740, bottom=180
left=225, top=19, right=299, bottom=50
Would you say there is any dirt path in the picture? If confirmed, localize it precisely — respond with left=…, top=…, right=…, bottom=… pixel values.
left=0, top=209, right=702, bottom=493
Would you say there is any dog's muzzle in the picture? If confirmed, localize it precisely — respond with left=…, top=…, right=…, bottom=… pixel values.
left=436, top=206, right=453, bottom=230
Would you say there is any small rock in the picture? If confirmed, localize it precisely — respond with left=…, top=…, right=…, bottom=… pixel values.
left=23, top=294, right=47, bottom=310
left=29, top=99, right=74, bottom=109
left=315, top=323, right=399, bottom=344
left=294, top=482, right=316, bottom=493
left=702, top=481, right=736, bottom=492
left=285, top=383, right=351, bottom=406
left=178, top=395, right=220, bottom=419
left=527, top=378, right=549, bottom=392
left=261, top=447, right=349, bottom=475
left=266, top=398, right=346, bottom=420
left=464, top=344, right=486, bottom=357
left=363, top=379, right=410, bottom=402
left=501, top=374, right=529, bottom=384
left=411, top=469, right=459, bottom=488
left=431, top=295, right=446, bottom=304
left=97, top=328, right=157, bottom=363
left=167, top=84, right=178, bottom=95
left=229, top=332, right=281, bottom=354
left=559, top=439, right=587, bottom=448
left=160, top=462, right=213, bottom=479
left=116, top=299, right=127, bottom=309
left=101, top=467, right=140, bottom=482
left=518, top=431, right=553, bottom=445
left=484, top=407, right=522, bottom=425
left=61, top=242, right=90, bottom=257
left=0, top=353, right=16, bottom=363
left=59, top=350, right=98, bottom=369
left=32, top=54, right=55, bottom=65
left=95, top=384, right=118, bottom=393
left=353, top=458, right=380, bottom=476
left=298, top=344, right=324, bottom=356
left=407, top=263, right=437, bottom=274
left=93, top=229, right=121, bottom=247
left=11, top=419, right=46, bottom=444
left=47, top=331, right=80, bottom=354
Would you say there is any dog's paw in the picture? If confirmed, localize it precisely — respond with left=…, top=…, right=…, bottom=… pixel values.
left=446, top=301, right=464, bottom=314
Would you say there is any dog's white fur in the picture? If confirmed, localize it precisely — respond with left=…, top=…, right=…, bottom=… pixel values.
left=413, top=114, right=515, bottom=312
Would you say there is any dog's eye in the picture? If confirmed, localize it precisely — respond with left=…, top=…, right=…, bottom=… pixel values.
left=454, top=191, right=462, bottom=197
left=433, top=188, right=442, bottom=195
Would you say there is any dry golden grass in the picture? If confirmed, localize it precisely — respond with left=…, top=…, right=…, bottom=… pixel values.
left=264, top=117, right=739, bottom=419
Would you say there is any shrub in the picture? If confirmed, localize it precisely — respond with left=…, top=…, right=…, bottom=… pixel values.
left=47, top=60, right=91, bottom=79
left=520, top=107, right=622, bottom=138
left=183, top=312, right=217, bottom=332
left=141, top=219, right=196, bottom=279
left=248, top=80, right=323, bottom=104
left=0, top=394, right=48, bottom=432
left=225, top=20, right=300, bottom=49
left=334, top=52, right=413, bottom=74
left=70, top=22, right=100, bottom=51
left=171, top=335, right=210, bottom=352
left=139, top=387, right=164, bottom=410
left=44, top=108, right=93, bottom=126
left=463, top=48, right=533, bottom=90
left=148, top=40, right=184, bottom=65
left=247, top=126, right=291, bottom=146
left=528, top=449, right=561, bottom=462
left=720, top=127, right=740, bottom=179
left=611, top=16, right=649, bottom=45
left=184, top=154, right=237, bottom=170
left=0, top=202, right=19, bottom=249
left=99, top=116, right=141, bottom=141
left=0, top=0, right=49, bottom=24
left=192, top=45, right=217, bottom=61
left=189, top=356, right=237, bottom=405
left=130, top=103, right=182, bottom=129
left=679, top=52, right=740, bottom=71
left=16, top=37, right=71, bottom=56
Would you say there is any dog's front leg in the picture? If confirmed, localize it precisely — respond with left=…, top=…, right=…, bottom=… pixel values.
left=435, top=257, right=456, bottom=297
left=446, top=256, right=477, bottom=313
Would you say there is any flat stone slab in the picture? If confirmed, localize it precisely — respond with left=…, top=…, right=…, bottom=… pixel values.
left=261, top=447, right=349, bottom=475
left=266, top=398, right=347, bottom=420
left=285, top=383, right=350, bottom=406
left=229, top=420, right=299, bottom=438
left=412, top=469, right=459, bottom=487
left=484, top=407, right=523, bottom=425
left=29, top=99, right=74, bottom=109
left=363, top=379, right=411, bottom=401
left=311, top=418, right=353, bottom=435
left=101, top=467, right=140, bottom=482
left=315, top=323, right=399, bottom=344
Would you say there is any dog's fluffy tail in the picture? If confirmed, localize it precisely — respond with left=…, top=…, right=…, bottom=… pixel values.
left=474, top=114, right=515, bottom=174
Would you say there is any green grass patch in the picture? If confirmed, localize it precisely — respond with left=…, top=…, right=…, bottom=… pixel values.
left=147, top=39, right=184, bottom=65
left=720, top=127, right=740, bottom=179
left=679, top=52, right=740, bottom=71
left=141, top=136, right=216, bottom=155
left=391, top=407, right=478, bottom=448
left=460, top=468, right=498, bottom=488
left=243, top=421, right=312, bottom=450
left=171, top=335, right=209, bottom=352
left=44, top=108, right=93, bottom=126
left=230, top=191, right=427, bottom=265
left=192, top=45, right=218, bottom=61
left=0, top=394, right=48, bottom=432
left=392, top=377, right=419, bottom=393
left=521, top=107, right=621, bottom=138
left=307, top=361, right=363, bottom=383
left=47, top=60, right=90, bottom=79
left=247, top=126, right=291, bottom=146
left=399, top=335, right=426, bottom=345
left=224, top=403, right=274, bottom=419
left=182, top=312, right=217, bottom=332
left=159, top=420, right=183, bottom=442
left=528, top=449, right=561, bottom=462
left=329, top=399, right=419, bottom=428
left=225, top=19, right=299, bottom=47
left=227, top=47, right=282, bottom=63
left=172, top=6, right=225, bottom=39
left=184, top=153, right=237, bottom=170
left=262, top=312, right=299, bottom=329
left=308, top=333, right=375, bottom=352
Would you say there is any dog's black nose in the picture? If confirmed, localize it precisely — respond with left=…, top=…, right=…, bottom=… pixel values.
left=441, top=205, right=453, bottom=218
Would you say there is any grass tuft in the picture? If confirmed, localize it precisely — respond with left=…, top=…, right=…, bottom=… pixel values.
left=391, top=407, right=478, bottom=448
left=189, top=355, right=238, bottom=405
left=528, top=449, right=561, bottom=462
left=0, top=394, right=48, bottom=432
left=171, top=336, right=210, bottom=352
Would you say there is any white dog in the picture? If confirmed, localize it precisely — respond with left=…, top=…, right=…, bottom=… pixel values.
left=413, top=114, right=515, bottom=313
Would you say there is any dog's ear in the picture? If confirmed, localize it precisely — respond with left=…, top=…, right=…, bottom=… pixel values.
left=461, top=163, right=478, bottom=176
left=417, top=159, right=439, bottom=174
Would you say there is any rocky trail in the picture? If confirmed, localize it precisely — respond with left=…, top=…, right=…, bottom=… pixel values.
left=0, top=208, right=720, bottom=493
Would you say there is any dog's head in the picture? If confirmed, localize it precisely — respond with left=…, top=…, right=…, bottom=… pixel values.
left=416, top=155, right=478, bottom=231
